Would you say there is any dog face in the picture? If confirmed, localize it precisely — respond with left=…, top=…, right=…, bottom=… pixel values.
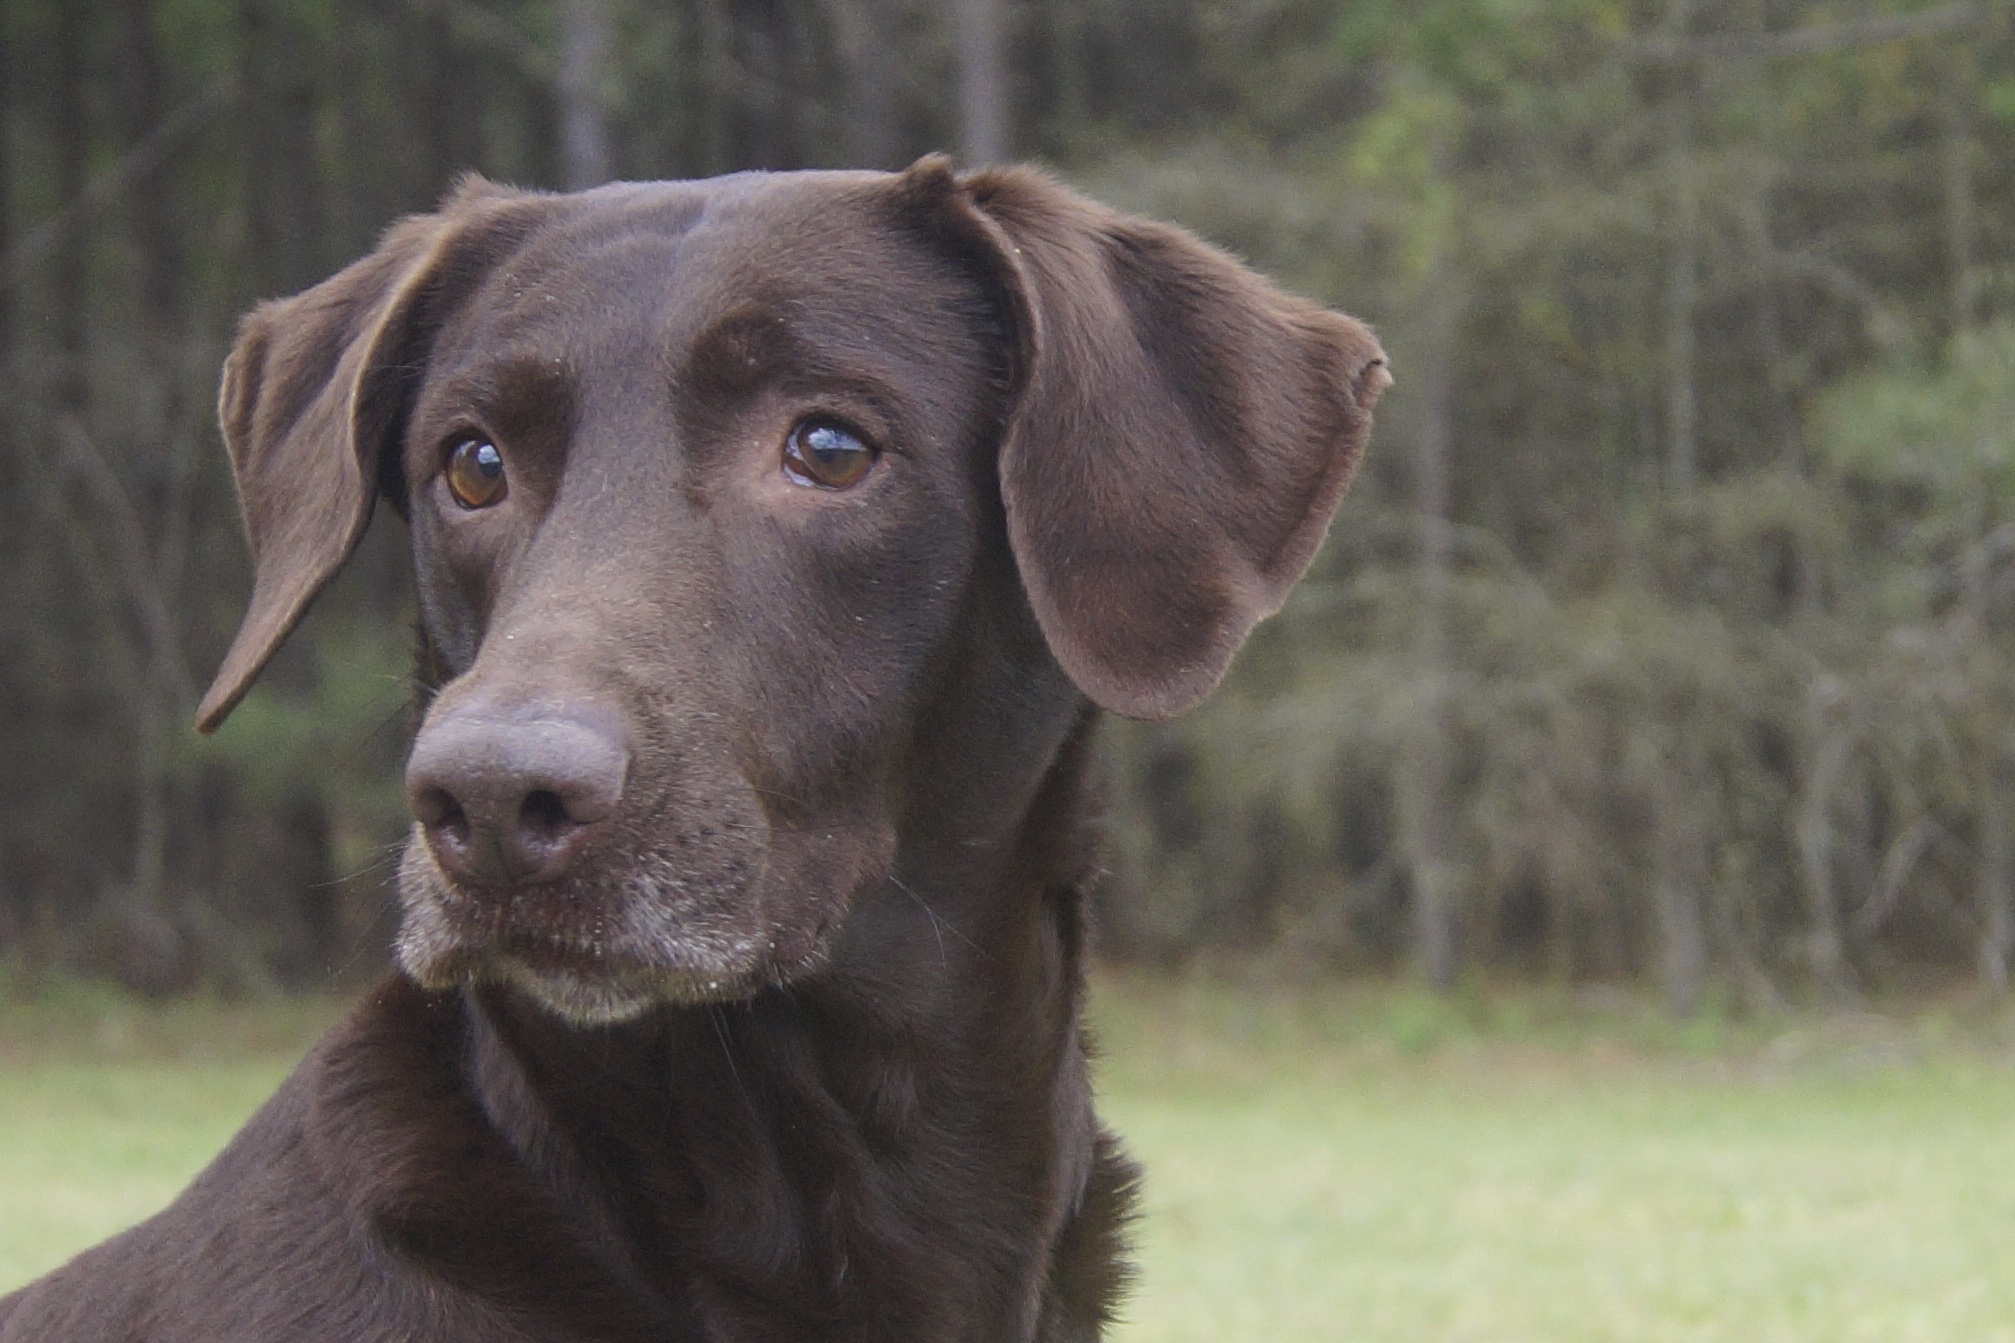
left=392, top=175, right=1009, bottom=1020
left=197, top=160, right=1387, bottom=1025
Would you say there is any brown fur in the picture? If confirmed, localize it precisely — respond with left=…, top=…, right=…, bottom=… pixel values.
left=0, top=158, right=1385, bottom=1342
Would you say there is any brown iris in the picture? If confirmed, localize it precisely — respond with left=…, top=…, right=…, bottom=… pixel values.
left=444, top=438, right=508, bottom=509
left=783, top=419, right=874, bottom=490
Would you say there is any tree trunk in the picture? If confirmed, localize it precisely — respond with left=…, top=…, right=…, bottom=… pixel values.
left=0, top=0, right=17, bottom=957
left=0, top=1, right=13, bottom=394
left=696, top=0, right=731, bottom=175
left=1978, top=754, right=2013, bottom=994
left=1406, top=277, right=1463, bottom=992
left=53, top=1, right=91, bottom=415
left=119, top=0, right=178, bottom=336
left=1651, top=737, right=1710, bottom=1016
left=956, top=0, right=1009, bottom=164
left=834, top=0, right=899, bottom=169
left=1937, top=49, right=1977, bottom=339
left=415, top=2, right=476, bottom=198
left=1660, top=0, right=1698, bottom=493
left=240, top=0, right=324, bottom=295
left=557, top=0, right=613, bottom=188
left=1794, top=706, right=1856, bottom=1001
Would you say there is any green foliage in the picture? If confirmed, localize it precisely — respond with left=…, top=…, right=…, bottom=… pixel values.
left=4, top=0, right=2015, bottom=999
left=191, top=612, right=413, bottom=877
left=1075, top=0, right=2015, bottom=1003
left=1818, top=321, right=2015, bottom=503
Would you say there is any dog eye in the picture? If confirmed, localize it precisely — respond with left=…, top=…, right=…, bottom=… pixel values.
left=444, top=437, right=508, bottom=509
left=783, top=419, right=874, bottom=490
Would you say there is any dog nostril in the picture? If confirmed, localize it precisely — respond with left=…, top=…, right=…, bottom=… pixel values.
left=414, top=786, right=469, bottom=839
left=406, top=704, right=630, bottom=884
left=519, top=789, right=573, bottom=841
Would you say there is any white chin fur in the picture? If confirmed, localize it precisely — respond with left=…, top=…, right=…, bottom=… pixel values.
left=393, top=836, right=793, bottom=1025
left=492, top=960, right=662, bottom=1026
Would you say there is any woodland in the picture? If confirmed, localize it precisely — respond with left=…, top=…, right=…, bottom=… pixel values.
left=0, top=0, right=2011, bottom=1014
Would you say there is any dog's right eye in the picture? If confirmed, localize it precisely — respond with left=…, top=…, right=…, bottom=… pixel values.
left=444, top=437, right=509, bottom=509
left=783, top=419, right=875, bottom=490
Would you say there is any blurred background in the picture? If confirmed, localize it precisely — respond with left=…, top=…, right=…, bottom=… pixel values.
left=2, top=0, right=2014, bottom=1020
left=9, top=4, right=2015, bottom=1336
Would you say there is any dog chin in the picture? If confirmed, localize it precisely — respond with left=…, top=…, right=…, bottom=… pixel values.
left=490, top=959, right=741, bottom=1026
left=396, top=927, right=774, bottom=1025
left=393, top=848, right=786, bottom=1025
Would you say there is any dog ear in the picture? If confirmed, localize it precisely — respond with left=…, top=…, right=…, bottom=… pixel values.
left=907, top=159, right=1389, bottom=720
left=196, top=184, right=530, bottom=733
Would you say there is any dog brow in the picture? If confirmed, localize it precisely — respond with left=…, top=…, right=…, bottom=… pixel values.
left=682, top=303, right=797, bottom=402
left=421, top=355, right=577, bottom=442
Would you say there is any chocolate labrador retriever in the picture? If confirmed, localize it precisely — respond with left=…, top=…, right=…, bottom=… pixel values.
left=0, top=157, right=1385, bottom=1342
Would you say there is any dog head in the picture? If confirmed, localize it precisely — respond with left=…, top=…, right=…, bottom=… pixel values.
left=198, top=160, right=1387, bottom=1024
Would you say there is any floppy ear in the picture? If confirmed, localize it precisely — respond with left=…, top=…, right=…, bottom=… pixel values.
left=928, top=161, right=1389, bottom=720
left=196, top=184, right=531, bottom=733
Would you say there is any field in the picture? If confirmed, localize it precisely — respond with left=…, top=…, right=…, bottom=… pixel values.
left=3, top=977, right=2013, bottom=1341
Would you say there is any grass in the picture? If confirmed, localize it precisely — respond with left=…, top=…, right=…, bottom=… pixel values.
left=3, top=975, right=2014, bottom=1340
left=1095, top=975, right=2015, bottom=1342
left=0, top=988, right=342, bottom=1292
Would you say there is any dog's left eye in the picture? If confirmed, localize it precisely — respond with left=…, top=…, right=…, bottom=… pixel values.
left=444, top=437, right=508, bottom=509
left=783, top=419, right=874, bottom=490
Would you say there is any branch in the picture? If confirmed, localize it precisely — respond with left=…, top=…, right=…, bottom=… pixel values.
left=400, top=0, right=555, bottom=83
left=0, top=85, right=234, bottom=295
left=1632, top=3, right=1985, bottom=64
left=53, top=417, right=199, bottom=711
left=1854, top=815, right=1938, bottom=936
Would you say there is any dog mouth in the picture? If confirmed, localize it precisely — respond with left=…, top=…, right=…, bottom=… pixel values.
left=485, top=946, right=770, bottom=1025
left=401, top=920, right=778, bottom=1025
left=392, top=838, right=786, bottom=1023
left=390, top=792, right=896, bottom=1025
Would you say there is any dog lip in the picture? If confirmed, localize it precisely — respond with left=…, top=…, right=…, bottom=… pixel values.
left=488, top=937, right=771, bottom=1012
left=492, top=929, right=602, bottom=962
left=420, top=902, right=768, bottom=991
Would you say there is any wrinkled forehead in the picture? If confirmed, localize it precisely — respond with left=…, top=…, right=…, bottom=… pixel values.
left=427, top=172, right=989, bottom=383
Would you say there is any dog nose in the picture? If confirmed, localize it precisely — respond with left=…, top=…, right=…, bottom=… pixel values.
left=406, top=706, right=630, bottom=885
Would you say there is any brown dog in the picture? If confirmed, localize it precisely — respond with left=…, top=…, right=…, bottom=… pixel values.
left=0, top=158, right=1385, bottom=1342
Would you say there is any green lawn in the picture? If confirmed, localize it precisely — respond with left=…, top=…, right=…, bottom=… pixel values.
left=1096, top=979, right=2015, bottom=1342
left=0, top=995, right=337, bottom=1294
left=3, top=979, right=2013, bottom=1341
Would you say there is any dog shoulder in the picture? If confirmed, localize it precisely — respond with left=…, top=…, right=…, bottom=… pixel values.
left=0, top=1058, right=324, bottom=1340
left=0, top=981, right=496, bottom=1342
